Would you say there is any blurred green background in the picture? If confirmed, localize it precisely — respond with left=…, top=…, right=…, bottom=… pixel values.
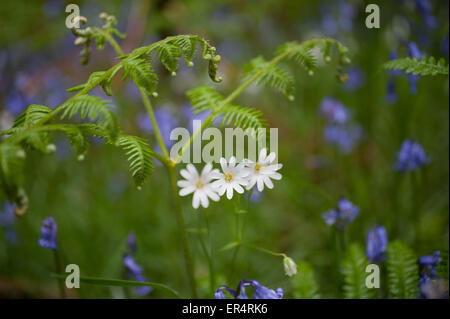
left=0, top=0, right=448, bottom=298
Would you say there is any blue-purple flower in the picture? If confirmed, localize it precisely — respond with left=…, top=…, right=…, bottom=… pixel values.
left=323, top=123, right=363, bottom=154
left=214, top=279, right=283, bottom=299
left=0, top=201, right=18, bottom=244
left=38, top=217, right=58, bottom=250
left=366, top=225, right=388, bottom=262
left=322, top=198, right=359, bottom=229
left=319, top=98, right=349, bottom=124
left=394, top=139, right=430, bottom=172
left=123, top=232, right=152, bottom=296
left=414, top=0, right=437, bottom=29
left=417, top=251, right=447, bottom=298
left=407, top=42, right=422, bottom=94
left=343, top=67, right=365, bottom=91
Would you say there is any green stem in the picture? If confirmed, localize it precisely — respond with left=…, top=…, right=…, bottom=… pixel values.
left=197, top=210, right=215, bottom=294
left=53, top=250, right=66, bottom=298
left=242, top=242, right=286, bottom=258
left=168, top=165, right=197, bottom=298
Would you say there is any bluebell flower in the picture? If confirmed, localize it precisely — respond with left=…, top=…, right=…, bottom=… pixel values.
left=343, top=67, right=365, bottom=91
left=214, top=279, right=283, bottom=299
left=337, top=1, right=356, bottom=32
left=408, top=42, right=422, bottom=94
left=38, top=217, right=58, bottom=250
left=414, top=0, right=437, bottom=29
left=250, top=189, right=263, bottom=203
left=123, top=232, right=152, bottom=296
left=366, top=225, right=388, bottom=262
left=394, top=139, right=430, bottom=172
left=319, top=98, right=349, bottom=124
left=418, top=251, right=446, bottom=298
left=324, top=123, right=363, bottom=154
left=386, top=78, right=397, bottom=104
left=441, top=35, right=449, bottom=56
left=322, top=198, right=359, bottom=229
left=0, top=201, right=18, bottom=244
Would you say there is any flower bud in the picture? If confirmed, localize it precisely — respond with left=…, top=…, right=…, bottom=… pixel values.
left=283, top=256, right=297, bottom=277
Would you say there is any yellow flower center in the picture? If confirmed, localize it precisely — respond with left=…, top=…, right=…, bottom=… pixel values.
left=225, top=173, right=234, bottom=182
left=195, top=180, right=204, bottom=189
left=254, top=163, right=262, bottom=172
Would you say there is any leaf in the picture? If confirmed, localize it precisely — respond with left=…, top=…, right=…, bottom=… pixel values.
left=152, top=40, right=182, bottom=73
left=115, top=135, right=155, bottom=187
left=243, top=56, right=295, bottom=99
left=122, top=55, right=158, bottom=94
left=60, top=95, right=120, bottom=141
left=187, top=86, right=224, bottom=114
left=291, top=261, right=321, bottom=299
left=435, top=250, right=449, bottom=281
left=277, top=41, right=317, bottom=71
left=341, top=243, right=375, bottom=299
left=0, top=143, right=25, bottom=201
left=220, top=241, right=241, bottom=252
left=386, top=241, right=420, bottom=299
left=384, top=56, right=449, bottom=76
left=50, top=273, right=181, bottom=298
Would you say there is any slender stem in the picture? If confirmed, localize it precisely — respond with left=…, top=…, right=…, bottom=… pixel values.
left=198, top=210, right=215, bottom=294
left=242, top=242, right=286, bottom=258
left=138, top=87, right=170, bottom=159
left=168, top=165, right=197, bottom=298
left=53, top=250, right=66, bottom=298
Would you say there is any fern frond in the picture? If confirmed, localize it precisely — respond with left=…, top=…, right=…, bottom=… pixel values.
left=341, top=243, right=375, bottom=299
left=13, top=105, right=51, bottom=128
left=221, top=104, right=267, bottom=132
left=60, top=95, right=120, bottom=140
left=187, top=86, right=224, bottom=113
left=277, top=41, right=317, bottom=71
left=187, top=86, right=267, bottom=136
left=12, top=105, right=53, bottom=153
left=115, top=135, right=154, bottom=188
left=386, top=241, right=420, bottom=299
left=122, top=55, right=158, bottom=94
left=0, top=143, right=25, bottom=201
left=151, top=41, right=182, bottom=73
left=243, top=56, right=295, bottom=99
left=291, top=261, right=321, bottom=299
left=384, top=56, right=449, bottom=76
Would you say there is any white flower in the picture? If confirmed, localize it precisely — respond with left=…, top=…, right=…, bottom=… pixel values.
left=212, top=156, right=249, bottom=200
left=283, top=256, right=297, bottom=277
left=177, top=163, right=220, bottom=209
left=245, top=148, right=282, bottom=192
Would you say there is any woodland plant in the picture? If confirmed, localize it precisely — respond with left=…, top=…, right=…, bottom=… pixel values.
left=1, top=11, right=449, bottom=299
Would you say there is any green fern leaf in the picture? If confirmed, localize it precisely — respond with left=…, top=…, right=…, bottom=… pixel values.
left=187, top=86, right=267, bottom=136
left=12, top=105, right=53, bottom=152
left=0, top=143, right=25, bottom=200
left=384, top=56, right=449, bottom=76
left=386, top=241, right=420, bottom=299
left=277, top=41, right=317, bottom=71
left=151, top=41, right=182, bottom=73
left=60, top=95, right=120, bottom=141
left=291, top=261, right=321, bottom=299
left=115, top=135, right=154, bottom=187
left=341, top=243, right=375, bottom=299
left=243, top=56, right=295, bottom=99
left=122, top=55, right=158, bottom=94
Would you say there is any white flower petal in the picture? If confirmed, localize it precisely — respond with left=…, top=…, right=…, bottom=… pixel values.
left=266, top=152, right=276, bottom=164
left=257, top=178, right=264, bottom=192
left=186, top=164, right=198, bottom=178
left=202, top=163, right=212, bottom=176
left=177, top=180, right=192, bottom=188
left=263, top=176, right=274, bottom=189
left=220, top=158, right=227, bottom=171
left=179, top=185, right=196, bottom=196
left=234, top=183, right=244, bottom=194
left=192, top=191, right=200, bottom=209
left=226, top=186, right=234, bottom=199
left=229, top=156, right=236, bottom=167
left=200, top=193, right=209, bottom=208
left=258, top=148, right=267, bottom=162
left=180, top=169, right=192, bottom=180
left=205, top=187, right=220, bottom=201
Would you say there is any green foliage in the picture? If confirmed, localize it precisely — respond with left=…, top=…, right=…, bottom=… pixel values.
left=115, top=135, right=155, bottom=188
left=277, top=41, right=317, bottom=72
left=386, top=241, right=419, bottom=299
left=291, top=261, right=321, bottom=299
left=384, top=56, right=449, bottom=76
left=435, top=250, right=449, bottom=281
left=341, top=243, right=375, bottom=299
left=243, top=56, right=295, bottom=99
left=187, top=86, right=267, bottom=136
left=121, top=55, right=158, bottom=95
left=60, top=95, right=120, bottom=141
left=12, top=105, right=53, bottom=152
left=0, top=143, right=25, bottom=201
